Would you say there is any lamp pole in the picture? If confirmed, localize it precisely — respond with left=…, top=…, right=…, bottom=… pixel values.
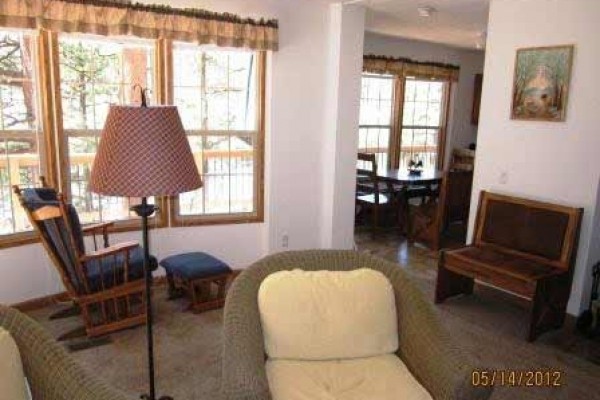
left=131, top=198, right=171, bottom=400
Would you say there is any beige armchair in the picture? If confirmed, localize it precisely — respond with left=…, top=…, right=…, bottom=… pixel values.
left=221, top=249, right=493, bottom=400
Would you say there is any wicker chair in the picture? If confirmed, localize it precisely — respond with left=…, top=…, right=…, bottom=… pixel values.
left=222, top=250, right=493, bottom=400
left=0, top=305, right=129, bottom=400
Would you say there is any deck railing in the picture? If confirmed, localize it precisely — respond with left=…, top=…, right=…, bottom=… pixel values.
left=0, top=148, right=255, bottom=233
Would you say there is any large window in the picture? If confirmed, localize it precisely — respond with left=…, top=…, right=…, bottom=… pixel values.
left=0, top=29, right=266, bottom=247
left=400, top=79, right=448, bottom=170
left=0, top=29, right=43, bottom=236
left=358, top=73, right=450, bottom=171
left=358, top=74, right=394, bottom=169
left=172, top=44, right=263, bottom=223
left=58, top=35, right=155, bottom=224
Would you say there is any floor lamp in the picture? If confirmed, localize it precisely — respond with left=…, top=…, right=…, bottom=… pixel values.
left=89, top=95, right=202, bottom=400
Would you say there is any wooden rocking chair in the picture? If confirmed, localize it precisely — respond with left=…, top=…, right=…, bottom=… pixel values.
left=14, top=178, right=157, bottom=339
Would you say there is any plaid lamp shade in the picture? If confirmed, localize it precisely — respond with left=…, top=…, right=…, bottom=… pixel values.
left=89, top=105, right=202, bottom=197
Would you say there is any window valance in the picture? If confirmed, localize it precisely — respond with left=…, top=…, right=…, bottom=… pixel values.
left=363, top=55, right=459, bottom=82
left=0, top=0, right=278, bottom=51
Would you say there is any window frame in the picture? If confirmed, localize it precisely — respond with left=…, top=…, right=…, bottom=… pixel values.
left=0, top=31, right=266, bottom=249
left=358, top=73, right=452, bottom=171
left=0, top=29, right=59, bottom=248
left=358, top=73, right=395, bottom=169
left=51, top=32, right=168, bottom=232
left=396, top=77, right=451, bottom=171
left=166, top=46, right=266, bottom=227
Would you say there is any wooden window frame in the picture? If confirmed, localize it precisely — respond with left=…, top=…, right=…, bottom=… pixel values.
left=167, top=47, right=266, bottom=227
left=393, top=77, right=452, bottom=170
left=358, top=73, right=396, bottom=169
left=0, top=29, right=58, bottom=249
left=50, top=32, right=168, bottom=233
left=0, top=33, right=267, bottom=249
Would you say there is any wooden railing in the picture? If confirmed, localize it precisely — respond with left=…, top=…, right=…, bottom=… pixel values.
left=0, top=147, right=256, bottom=233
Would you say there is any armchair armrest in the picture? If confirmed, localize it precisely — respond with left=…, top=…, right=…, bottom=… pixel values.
left=80, top=241, right=138, bottom=262
left=388, top=266, right=492, bottom=400
left=222, top=269, right=272, bottom=400
left=0, top=306, right=130, bottom=400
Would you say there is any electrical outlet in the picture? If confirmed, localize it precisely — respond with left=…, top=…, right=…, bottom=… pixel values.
left=499, top=171, right=509, bottom=185
left=281, top=233, right=289, bottom=248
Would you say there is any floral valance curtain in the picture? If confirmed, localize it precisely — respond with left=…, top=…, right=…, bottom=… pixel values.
left=364, top=55, right=459, bottom=82
left=0, top=0, right=278, bottom=51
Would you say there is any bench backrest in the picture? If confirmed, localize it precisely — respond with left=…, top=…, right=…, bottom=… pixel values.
left=473, top=191, right=583, bottom=270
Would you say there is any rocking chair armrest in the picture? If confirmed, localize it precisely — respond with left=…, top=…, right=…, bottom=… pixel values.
left=80, top=241, right=139, bottom=262
left=82, top=221, right=114, bottom=234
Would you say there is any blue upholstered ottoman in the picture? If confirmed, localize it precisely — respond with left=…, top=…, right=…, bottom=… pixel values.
left=160, top=252, right=232, bottom=312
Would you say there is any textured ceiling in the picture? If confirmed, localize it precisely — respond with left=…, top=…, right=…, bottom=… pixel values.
left=363, top=0, right=490, bottom=50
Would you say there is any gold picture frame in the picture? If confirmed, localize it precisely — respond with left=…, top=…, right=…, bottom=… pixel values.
left=511, top=45, right=574, bottom=122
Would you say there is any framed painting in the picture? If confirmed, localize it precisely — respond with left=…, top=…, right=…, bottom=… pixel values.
left=511, top=45, right=574, bottom=122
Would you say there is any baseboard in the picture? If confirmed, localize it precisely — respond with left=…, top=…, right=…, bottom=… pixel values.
left=12, top=276, right=169, bottom=312
left=12, top=292, right=70, bottom=312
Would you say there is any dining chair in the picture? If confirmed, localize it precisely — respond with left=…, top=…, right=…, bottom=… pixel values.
left=409, top=170, right=473, bottom=250
left=355, top=153, right=395, bottom=233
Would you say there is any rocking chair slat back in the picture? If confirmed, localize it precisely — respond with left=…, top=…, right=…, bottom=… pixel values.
left=13, top=179, right=152, bottom=338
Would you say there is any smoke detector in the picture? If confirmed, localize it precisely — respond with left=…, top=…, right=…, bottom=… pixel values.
left=417, top=6, right=437, bottom=17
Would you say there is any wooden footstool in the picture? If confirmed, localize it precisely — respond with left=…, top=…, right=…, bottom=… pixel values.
left=160, top=252, right=232, bottom=313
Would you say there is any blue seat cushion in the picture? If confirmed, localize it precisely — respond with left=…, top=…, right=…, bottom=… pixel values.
left=160, top=252, right=231, bottom=280
left=85, top=246, right=158, bottom=293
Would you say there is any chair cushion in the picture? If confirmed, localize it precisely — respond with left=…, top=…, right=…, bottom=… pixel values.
left=159, top=252, right=231, bottom=280
left=266, top=354, right=432, bottom=400
left=258, top=268, right=398, bottom=361
left=0, top=327, right=29, bottom=400
left=85, top=246, right=157, bottom=293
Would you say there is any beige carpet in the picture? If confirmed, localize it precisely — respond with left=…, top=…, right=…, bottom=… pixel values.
left=29, top=237, right=600, bottom=400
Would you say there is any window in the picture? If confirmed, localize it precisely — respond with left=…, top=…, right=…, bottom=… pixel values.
left=400, top=79, right=447, bottom=170
left=358, top=74, right=394, bottom=169
left=172, top=44, right=264, bottom=223
left=357, top=73, right=450, bottom=171
left=0, top=29, right=266, bottom=247
left=57, top=35, right=155, bottom=224
left=0, top=29, right=43, bottom=235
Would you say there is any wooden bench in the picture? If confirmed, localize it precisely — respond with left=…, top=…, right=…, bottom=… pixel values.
left=435, top=191, right=583, bottom=341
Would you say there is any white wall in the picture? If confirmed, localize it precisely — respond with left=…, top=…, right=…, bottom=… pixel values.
left=321, top=4, right=366, bottom=248
left=470, top=0, right=600, bottom=315
left=363, top=32, right=485, bottom=165
left=0, top=0, right=366, bottom=304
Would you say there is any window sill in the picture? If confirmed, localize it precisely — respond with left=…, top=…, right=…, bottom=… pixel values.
left=0, top=214, right=263, bottom=250
left=171, top=212, right=264, bottom=227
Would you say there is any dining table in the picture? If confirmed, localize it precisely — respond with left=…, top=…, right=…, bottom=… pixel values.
left=376, top=168, right=444, bottom=186
left=375, top=168, right=444, bottom=238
